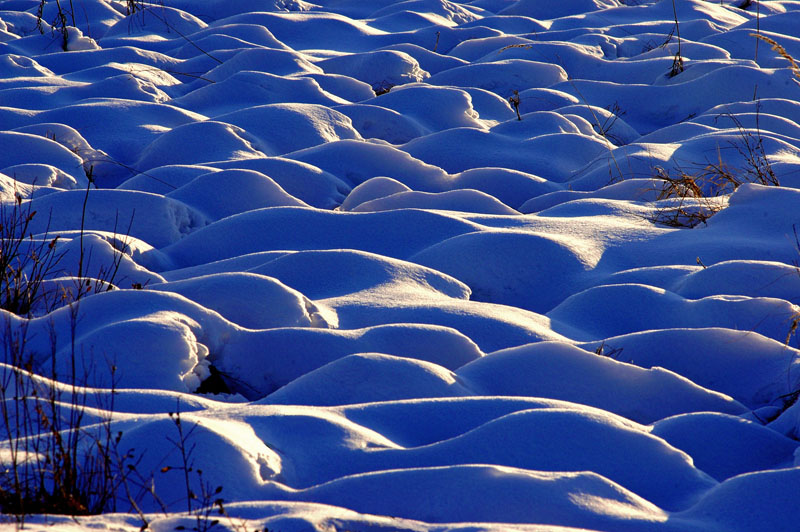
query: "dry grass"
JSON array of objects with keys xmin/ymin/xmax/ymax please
[
  {"xmin": 648, "ymin": 165, "xmax": 727, "ymax": 228},
  {"xmin": 649, "ymin": 109, "xmax": 780, "ymax": 228},
  {"xmin": 752, "ymin": 33, "xmax": 800, "ymax": 82},
  {"xmin": 668, "ymin": 0, "xmax": 684, "ymax": 78},
  {"xmin": 651, "ymin": 30, "xmax": 800, "ymax": 228}
]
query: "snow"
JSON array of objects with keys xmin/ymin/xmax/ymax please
[{"xmin": 2, "ymin": 0, "xmax": 800, "ymax": 531}]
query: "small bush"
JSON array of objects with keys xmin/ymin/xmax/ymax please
[
  {"xmin": 1, "ymin": 180, "xmax": 131, "ymax": 318},
  {"xmin": 0, "ymin": 312, "xmax": 146, "ymax": 526},
  {"xmin": 162, "ymin": 403, "xmax": 226, "ymax": 532},
  {"xmin": 0, "ymin": 193, "xmax": 66, "ymax": 316},
  {"xmin": 0, "ymin": 184, "xmax": 142, "ymax": 526}
]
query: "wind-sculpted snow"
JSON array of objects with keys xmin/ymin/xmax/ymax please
[{"xmin": 2, "ymin": 1, "xmax": 800, "ymax": 530}]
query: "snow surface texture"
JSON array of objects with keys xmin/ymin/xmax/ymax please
[{"xmin": 2, "ymin": 0, "xmax": 800, "ymax": 530}]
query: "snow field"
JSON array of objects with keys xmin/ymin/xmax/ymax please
[{"xmin": 2, "ymin": 0, "xmax": 800, "ymax": 530}]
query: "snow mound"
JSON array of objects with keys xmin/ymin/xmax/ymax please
[{"xmin": 459, "ymin": 341, "xmax": 745, "ymax": 423}]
